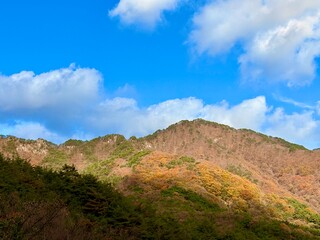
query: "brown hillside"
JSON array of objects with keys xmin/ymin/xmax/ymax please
[
  {"xmin": 0, "ymin": 119, "xmax": 319, "ymax": 214},
  {"xmin": 140, "ymin": 119, "xmax": 320, "ymax": 211}
]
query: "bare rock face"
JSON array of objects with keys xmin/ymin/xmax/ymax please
[{"xmin": 0, "ymin": 136, "xmax": 54, "ymax": 165}]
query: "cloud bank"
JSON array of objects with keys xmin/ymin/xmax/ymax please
[
  {"xmin": 109, "ymin": 0, "xmax": 320, "ymax": 85},
  {"xmin": 0, "ymin": 64, "xmax": 102, "ymax": 111},
  {"xmin": 109, "ymin": 0, "xmax": 181, "ymax": 28},
  {"xmin": 0, "ymin": 64, "xmax": 102, "ymax": 133},
  {"xmin": 1, "ymin": 66, "xmax": 319, "ymax": 149},
  {"xmin": 189, "ymin": 0, "xmax": 320, "ymax": 86}
]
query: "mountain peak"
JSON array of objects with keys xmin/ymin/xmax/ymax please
[{"xmin": 0, "ymin": 119, "xmax": 319, "ymax": 213}]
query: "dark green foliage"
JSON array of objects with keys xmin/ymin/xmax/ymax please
[
  {"xmin": 287, "ymin": 198, "xmax": 320, "ymax": 224},
  {"xmin": 129, "ymin": 136, "xmax": 138, "ymax": 141},
  {"xmin": 1, "ymin": 154, "xmax": 320, "ymax": 239},
  {"xmin": 241, "ymin": 128, "xmax": 307, "ymax": 151},
  {"xmin": 112, "ymin": 140, "xmax": 134, "ymax": 158},
  {"xmin": 4, "ymin": 138, "xmax": 18, "ymax": 156},
  {"xmin": 166, "ymin": 156, "xmax": 196, "ymax": 169},
  {"xmin": 273, "ymin": 138, "xmax": 307, "ymax": 151},
  {"xmin": 0, "ymin": 154, "xmax": 141, "ymax": 239},
  {"xmin": 227, "ymin": 164, "xmax": 258, "ymax": 184},
  {"xmin": 63, "ymin": 139, "xmax": 84, "ymax": 146},
  {"xmin": 84, "ymin": 140, "xmax": 138, "ymax": 181},
  {"xmin": 161, "ymin": 186, "xmax": 221, "ymax": 212},
  {"xmin": 42, "ymin": 148, "xmax": 68, "ymax": 169},
  {"xmin": 241, "ymin": 128, "xmax": 273, "ymax": 142},
  {"xmin": 84, "ymin": 158, "xmax": 115, "ymax": 182},
  {"xmin": 127, "ymin": 150, "xmax": 151, "ymax": 167}
]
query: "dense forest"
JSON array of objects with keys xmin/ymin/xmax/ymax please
[{"xmin": 1, "ymin": 154, "xmax": 320, "ymax": 239}]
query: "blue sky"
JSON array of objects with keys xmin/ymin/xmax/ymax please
[{"xmin": 1, "ymin": 0, "xmax": 320, "ymax": 149}]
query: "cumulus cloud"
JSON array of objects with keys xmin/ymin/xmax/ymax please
[
  {"xmin": 109, "ymin": 0, "xmax": 181, "ymax": 28},
  {"xmin": 201, "ymin": 96, "xmax": 268, "ymax": 130},
  {"xmin": 81, "ymin": 95, "xmax": 320, "ymax": 149},
  {"xmin": 0, "ymin": 122, "xmax": 67, "ymax": 144},
  {"xmin": 88, "ymin": 97, "xmax": 203, "ymax": 137},
  {"xmin": 0, "ymin": 66, "xmax": 319, "ymax": 149},
  {"xmin": 0, "ymin": 64, "xmax": 102, "ymax": 111},
  {"xmin": 0, "ymin": 64, "xmax": 102, "ymax": 133},
  {"xmin": 89, "ymin": 96, "xmax": 268, "ymax": 137},
  {"xmin": 317, "ymin": 101, "xmax": 320, "ymax": 115},
  {"xmin": 190, "ymin": 0, "xmax": 320, "ymax": 86},
  {"xmin": 266, "ymin": 109, "xmax": 320, "ymax": 149},
  {"xmin": 96, "ymin": 96, "xmax": 315, "ymax": 147}
]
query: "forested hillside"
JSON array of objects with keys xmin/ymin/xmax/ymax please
[{"xmin": 1, "ymin": 119, "xmax": 320, "ymax": 239}]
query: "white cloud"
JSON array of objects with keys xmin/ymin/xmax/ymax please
[
  {"xmin": 0, "ymin": 64, "xmax": 103, "ymax": 132},
  {"xmin": 0, "ymin": 122, "xmax": 66, "ymax": 143},
  {"xmin": 109, "ymin": 0, "xmax": 181, "ymax": 28},
  {"xmin": 81, "ymin": 95, "xmax": 320, "ymax": 149},
  {"xmin": 89, "ymin": 96, "xmax": 268, "ymax": 137},
  {"xmin": 266, "ymin": 109, "xmax": 320, "ymax": 149},
  {"xmin": 114, "ymin": 84, "xmax": 137, "ymax": 98},
  {"xmin": 1, "ymin": 94, "xmax": 320, "ymax": 149},
  {"xmin": 201, "ymin": 96, "xmax": 268, "ymax": 130},
  {"xmin": 317, "ymin": 101, "xmax": 320, "ymax": 115},
  {"xmin": 89, "ymin": 97, "xmax": 207, "ymax": 136},
  {"xmin": 274, "ymin": 95, "xmax": 314, "ymax": 110},
  {"xmin": 143, "ymin": 97, "xmax": 204, "ymax": 132},
  {"xmin": 190, "ymin": 0, "xmax": 320, "ymax": 86},
  {"xmin": 0, "ymin": 64, "xmax": 102, "ymax": 111},
  {"xmin": 0, "ymin": 66, "xmax": 319, "ymax": 149}
]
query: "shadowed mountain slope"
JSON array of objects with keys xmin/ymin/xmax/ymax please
[{"xmin": 1, "ymin": 119, "xmax": 320, "ymax": 239}]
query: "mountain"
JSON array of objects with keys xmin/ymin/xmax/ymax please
[
  {"xmin": 141, "ymin": 120, "xmax": 320, "ymax": 211},
  {"xmin": 1, "ymin": 119, "xmax": 320, "ymax": 239}
]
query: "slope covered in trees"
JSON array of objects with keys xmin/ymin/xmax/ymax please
[
  {"xmin": 1, "ymin": 119, "xmax": 320, "ymax": 239},
  {"xmin": 1, "ymin": 154, "xmax": 320, "ymax": 239}
]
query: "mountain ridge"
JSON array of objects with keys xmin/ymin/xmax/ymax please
[
  {"xmin": 0, "ymin": 119, "xmax": 313, "ymax": 150},
  {"xmin": 1, "ymin": 119, "xmax": 320, "ymax": 238},
  {"xmin": 1, "ymin": 119, "xmax": 319, "ymax": 212}
]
